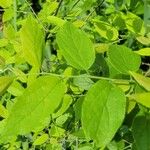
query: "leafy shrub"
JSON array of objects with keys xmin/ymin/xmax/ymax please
[{"xmin": 0, "ymin": 0, "xmax": 150, "ymax": 149}]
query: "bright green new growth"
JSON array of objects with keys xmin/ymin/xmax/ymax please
[
  {"xmin": 56, "ymin": 22, "xmax": 95, "ymax": 70},
  {"xmin": 82, "ymin": 80, "xmax": 126, "ymax": 148}
]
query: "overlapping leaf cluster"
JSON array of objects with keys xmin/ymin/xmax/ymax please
[{"xmin": 0, "ymin": 0, "xmax": 150, "ymax": 149}]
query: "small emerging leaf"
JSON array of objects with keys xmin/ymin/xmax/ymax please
[{"xmin": 33, "ymin": 134, "xmax": 49, "ymax": 146}]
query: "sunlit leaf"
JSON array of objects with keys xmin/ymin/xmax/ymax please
[
  {"xmin": 0, "ymin": 76, "xmax": 65, "ymax": 142},
  {"xmin": 56, "ymin": 22, "xmax": 95, "ymax": 70},
  {"xmin": 82, "ymin": 80, "xmax": 126, "ymax": 148},
  {"xmin": 129, "ymin": 71, "xmax": 150, "ymax": 91}
]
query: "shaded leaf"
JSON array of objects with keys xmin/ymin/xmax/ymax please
[{"xmin": 132, "ymin": 114, "xmax": 150, "ymax": 150}]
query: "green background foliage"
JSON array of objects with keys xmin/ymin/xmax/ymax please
[{"xmin": 0, "ymin": 0, "xmax": 150, "ymax": 149}]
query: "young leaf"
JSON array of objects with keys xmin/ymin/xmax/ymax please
[
  {"xmin": 130, "ymin": 93, "xmax": 150, "ymax": 108},
  {"xmin": 132, "ymin": 114, "xmax": 150, "ymax": 150},
  {"xmin": 94, "ymin": 21, "xmax": 118, "ymax": 41},
  {"xmin": 0, "ymin": 76, "xmax": 14, "ymax": 96},
  {"xmin": 108, "ymin": 45, "xmax": 141, "ymax": 74},
  {"xmin": 20, "ymin": 15, "xmax": 45, "ymax": 68},
  {"xmin": 56, "ymin": 22, "xmax": 95, "ymax": 70},
  {"xmin": 82, "ymin": 80, "xmax": 126, "ymax": 148},
  {"xmin": 135, "ymin": 48, "xmax": 150, "ymax": 56},
  {"xmin": 0, "ymin": 76, "xmax": 65, "ymax": 142},
  {"xmin": 129, "ymin": 71, "xmax": 150, "ymax": 91},
  {"xmin": 33, "ymin": 134, "xmax": 49, "ymax": 146}
]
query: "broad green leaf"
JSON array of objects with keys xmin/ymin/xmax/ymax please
[
  {"xmin": 94, "ymin": 21, "xmax": 118, "ymax": 41},
  {"xmin": 130, "ymin": 93, "xmax": 150, "ymax": 108},
  {"xmin": 33, "ymin": 134, "xmax": 49, "ymax": 145},
  {"xmin": 135, "ymin": 48, "xmax": 150, "ymax": 56},
  {"xmin": 0, "ymin": 76, "xmax": 14, "ymax": 96},
  {"xmin": 129, "ymin": 71, "xmax": 150, "ymax": 91},
  {"xmin": 132, "ymin": 114, "xmax": 150, "ymax": 150},
  {"xmin": 0, "ymin": 76, "xmax": 65, "ymax": 142},
  {"xmin": 56, "ymin": 22, "xmax": 95, "ymax": 70},
  {"xmin": 108, "ymin": 45, "xmax": 141, "ymax": 74},
  {"xmin": 82, "ymin": 80, "xmax": 126, "ymax": 148},
  {"xmin": 0, "ymin": 0, "xmax": 12, "ymax": 8},
  {"xmin": 20, "ymin": 16, "xmax": 45, "ymax": 68}
]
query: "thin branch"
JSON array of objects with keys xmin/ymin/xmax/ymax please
[
  {"xmin": 82, "ymin": 0, "xmax": 105, "ymax": 26},
  {"xmin": 24, "ymin": 0, "xmax": 49, "ymax": 32},
  {"xmin": 70, "ymin": 0, "xmax": 81, "ymax": 11},
  {"xmin": 54, "ymin": 0, "xmax": 64, "ymax": 16},
  {"xmin": 13, "ymin": 71, "xmax": 134, "ymax": 85}
]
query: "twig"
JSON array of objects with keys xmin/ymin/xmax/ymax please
[
  {"xmin": 54, "ymin": 0, "xmax": 63, "ymax": 16},
  {"xmin": 24, "ymin": 0, "xmax": 49, "ymax": 32},
  {"xmin": 70, "ymin": 0, "xmax": 81, "ymax": 11},
  {"xmin": 84, "ymin": 0, "xmax": 105, "ymax": 22}
]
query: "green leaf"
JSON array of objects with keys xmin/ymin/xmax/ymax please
[
  {"xmin": 0, "ymin": 76, "xmax": 14, "ymax": 96},
  {"xmin": 73, "ymin": 74, "xmax": 94, "ymax": 90},
  {"xmin": 0, "ymin": 0, "xmax": 12, "ymax": 8},
  {"xmin": 53, "ymin": 94, "xmax": 72, "ymax": 118},
  {"xmin": 56, "ymin": 22, "xmax": 95, "ymax": 70},
  {"xmin": 0, "ymin": 76, "xmax": 65, "ymax": 142},
  {"xmin": 129, "ymin": 71, "xmax": 150, "ymax": 91},
  {"xmin": 135, "ymin": 48, "xmax": 150, "ymax": 56},
  {"xmin": 33, "ymin": 134, "xmax": 49, "ymax": 146},
  {"xmin": 130, "ymin": 93, "xmax": 150, "ymax": 108},
  {"xmin": 47, "ymin": 16, "xmax": 65, "ymax": 27},
  {"xmin": 0, "ymin": 103, "xmax": 8, "ymax": 118},
  {"xmin": 82, "ymin": 80, "xmax": 126, "ymax": 148},
  {"xmin": 136, "ymin": 36, "xmax": 150, "ymax": 46},
  {"xmin": 20, "ymin": 16, "xmax": 45, "ymax": 68},
  {"xmin": 94, "ymin": 21, "xmax": 118, "ymax": 41},
  {"xmin": 108, "ymin": 45, "xmax": 141, "ymax": 74},
  {"xmin": 132, "ymin": 114, "xmax": 150, "ymax": 150}
]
